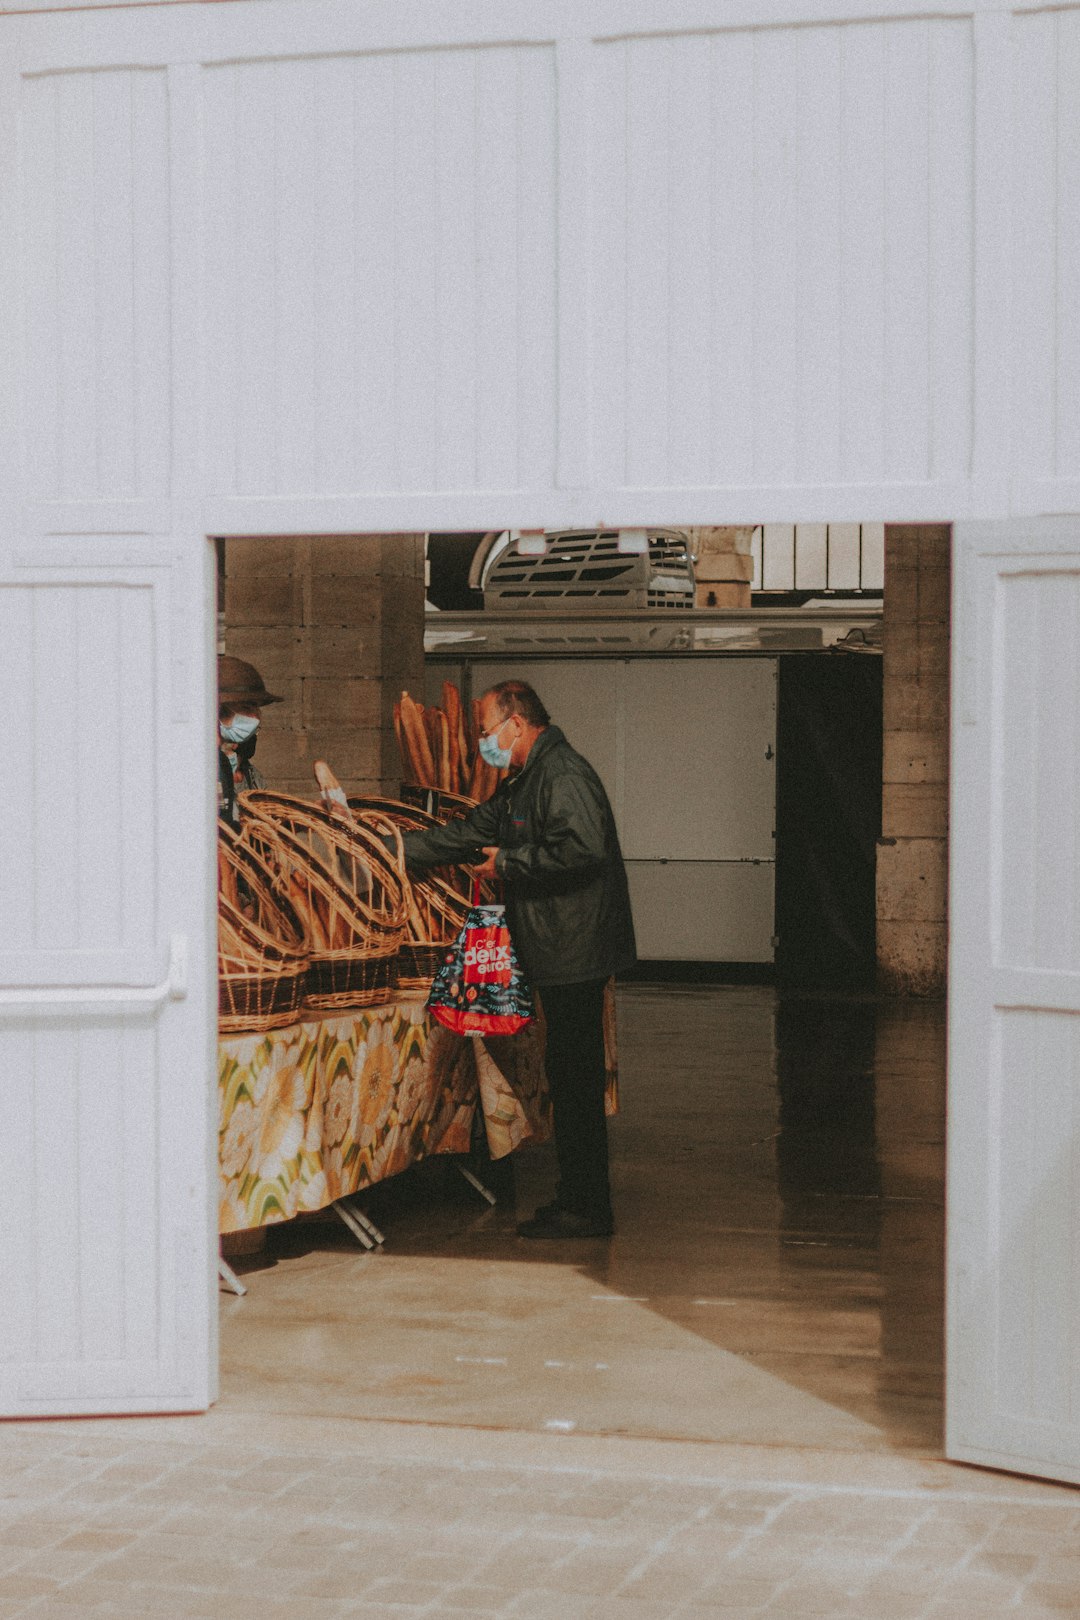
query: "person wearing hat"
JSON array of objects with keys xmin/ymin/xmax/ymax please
[{"xmin": 217, "ymin": 655, "xmax": 283, "ymax": 826}]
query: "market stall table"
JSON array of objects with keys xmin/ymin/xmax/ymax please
[{"xmin": 217, "ymin": 997, "xmax": 555, "ymax": 1236}]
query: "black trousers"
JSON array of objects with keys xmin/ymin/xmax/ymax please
[{"xmin": 540, "ymin": 978, "xmax": 611, "ymax": 1220}]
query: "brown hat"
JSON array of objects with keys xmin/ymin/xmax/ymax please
[{"xmin": 217, "ymin": 655, "xmax": 283, "ymax": 707}]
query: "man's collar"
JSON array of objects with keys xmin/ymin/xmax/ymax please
[{"xmin": 510, "ymin": 725, "xmax": 562, "ymax": 779}]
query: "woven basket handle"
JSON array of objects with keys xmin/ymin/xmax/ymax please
[{"xmin": 471, "ymin": 872, "xmax": 505, "ymax": 906}]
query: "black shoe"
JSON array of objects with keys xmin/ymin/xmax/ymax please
[{"xmin": 516, "ymin": 1206, "xmax": 614, "ymax": 1240}]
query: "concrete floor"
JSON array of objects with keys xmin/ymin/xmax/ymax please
[
  {"xmin": 4, "ymin": 983, "xmax": 1080, "ymax": 1619},
  {"xmin": 223, "ymin": 986, "xmax": 944, "ymax": 1454}
]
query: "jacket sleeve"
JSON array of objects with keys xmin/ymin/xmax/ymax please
[
  {"xmin": 399, "ymin": 796, "xmax": 502, "ymax": 872},
  {"xmin": 495, "ymin": 773, "xmax": 608, "ymax": 887}
]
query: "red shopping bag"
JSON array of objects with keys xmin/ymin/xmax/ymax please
[{"xmin": 426, "ymin": 902, "xmax": 533, "ymax": 1036}]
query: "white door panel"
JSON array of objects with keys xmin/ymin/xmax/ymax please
[
  {"xmin": 627, "ymin": 862, "xmax": 774, "ymax": 963},
  {"xmin": 948, "ymin": 517, "xmax": 1080, "ymax": 1485},
  {"xmin": 620, "ymin": 660, "xmax": 776, "ymax": 862},
  {"xmin": 9, "ymin": 0, "xmax": 1064, "ymax": 529},
  {"xmin": 0, "ymin": 537, "xmax": 216, "ymax": 1418}
]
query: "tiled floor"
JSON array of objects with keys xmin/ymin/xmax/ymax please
[
  {"xmin": 5, "ymin": 985, "xmax": 1080, "ymax": 1618},
  {"xmin": 3, "ymin": 1413, "xmax": 1080, "ymax": 1618}
]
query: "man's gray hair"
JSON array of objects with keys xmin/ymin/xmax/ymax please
[{"xmin": 487, "ymin": 680, "xmax": 551, "ymax": 729}]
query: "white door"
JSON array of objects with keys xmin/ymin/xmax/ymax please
[
  {"xmin": 0, "ymin": 535, "xmax": 217, "ymax": 1416},
  {"xmin": 619, "ymin": 660, "xmax": 776, "ymax": 962},
  {"xmin": 948, "ymin": 516, "xmax": 1080, "ymax": 1484}
]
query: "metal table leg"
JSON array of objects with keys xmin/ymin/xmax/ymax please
[
  {"xmin": 457, "ymin": 1164, "xmax": 497, "ymax": 1206},
  {"xmin": 333, "ymin": 1199, "xmax": 376, "ymax": 1249},
  {"xmin": 218, "ymin": 1257, "xmax": 247, "ymax": 1297}
]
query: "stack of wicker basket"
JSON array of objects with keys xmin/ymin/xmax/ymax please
[
  {"xmin": 241, "ymin": 792, "xmax": 408, "ymax": 1011},
  {"xmin": 218, "ymin": 822, "xmax": 310, "ymax": 1033},
  {"xmin": 348, "ymin": 797, "xmax": 473, "ymax": 994},
  {"xmin": 217, "ymin": 782, "xmax": 484, "ymax": 1031}
]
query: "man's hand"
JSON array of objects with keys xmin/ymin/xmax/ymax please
[{"xmin": 472, "ymin": 846, "xmax": 500, "ymax": 882}]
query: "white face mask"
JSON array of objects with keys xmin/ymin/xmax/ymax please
[
  {"xmin": 478, "ymin": 719, "xmax": 514, "ymax": 770},
  {"xmin": 220, "ymin": 713, "xmax": 260, "ymax": 746}
]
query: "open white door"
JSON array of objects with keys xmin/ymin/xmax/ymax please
[
  {"xmin": 948, "ymin": 516, "xmax": 1080, "ymax": 1484},
  {"xmin": 0, "ymin": 534, "xmax": 217, "ymax": 1417}
]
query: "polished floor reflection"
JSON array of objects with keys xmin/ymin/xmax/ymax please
[{"xmin": 221, "ymin": 984, "xmax": 945, "ymax": 1455}]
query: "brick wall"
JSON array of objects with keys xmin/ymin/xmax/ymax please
[
  {"xmin": 222, "ymin": 534, "xmax": 426, "ymax": 798},
  {"xmin": 876, "ymin": 524, "xmax": 950, "ymax": 996}
]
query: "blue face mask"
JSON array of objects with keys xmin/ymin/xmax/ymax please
[
  {"xmin": 220, "ymin": 713, "xmax": 260, "ymax": 746},
  {"xmin": 478, "ymin": 720, "xmax": 513, "ymax": 771}
]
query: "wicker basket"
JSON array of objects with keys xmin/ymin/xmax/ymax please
[
  {"xmin": 346, "ymin": 797, "xmax": 472, "ymax": 901},
  {"xmin": 395, "ymin": 874, "xmax": 473, "ymax": 994},
  {"xmin": 398, "ymin": 785, "xmax": 478, "ymax": 822},
  {"xmin": 241, "ymin": 792, "xmax": 408, "ymax": 1011},
  {"xmin": 218, "ymin": 823, "xmax": 309, "ymax": 1033},
  {"xmin": 347, "ymin": 796, "xmax": 475, "ymax": 996}
]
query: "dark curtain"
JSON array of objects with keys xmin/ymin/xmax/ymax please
[{"xmin": 775, "ymin": 655, "xmax": 882, "ymax": 990}]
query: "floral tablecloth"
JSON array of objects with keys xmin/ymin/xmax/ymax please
[
  {"xmin": 217, "ymin": 1001, "xmax": 554, "ymax": 1233},
  {"xmin": 218, "ymin": 987, "xmax": 619, "ymax": 1234}
]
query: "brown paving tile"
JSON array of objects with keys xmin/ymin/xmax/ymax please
[
  {"xmin": 0, "ymin": 1524, "xmax": 59, "ymax": 1550},
  {"xmin": 360, "ymin": 1576, "xmax": 449, "ymax": 1605},
  {"xmin": 685, "ymin": 1577, "xmax": 778, "ymax": 1610},
  {"xmin": 345, "ymin": 1610, "xmax": 429, "ymax": 1619},
  {"xmin": 925, "ymin": 1607, "xmax": 1024, "ymax": 1620},
  {"xmin": 283, "ymin": 1569, "xmax": 375, "ymax": 1601},
  {"xmin": 853, "ymin": 1595, "xmax": 938, "ymax": 1620},
  {"xmin": 505, "ymin": 1595, "xmax": 589, "ymax": 1619},
  {"xmin": 845, "ymin": 1569, "xmax": 935, "ymax": 1606},
  {"xmin": 27, "ymin": 1581, "xmax": 135, "ymax": 1610},
  {"xmin": 1035, "ymin": 1556, "xmax": 1080, "ymax": 1585},
  {"xmin": 937, "ymin": 1569, "xmax": 1027, "ymax": 1605},
  {"xmin": 723, "ymin": 1545, "xmax": 810, "ymax": 1581},
  {"xmin": 535, "ymin": 1548, "xmax": 643, "ymax": 1595},
  {"xmin": 436, "ymin": 1611, "xmax": 514, "ymax": 1620},
  {"xmin": 582, "ymin": 1599, "xmax": 682, "ymax": 1619},
  {"xmin": 984, "ymin": 1525, "xmax": 1073, "ymax": 1557},
  {"xmin": 439, "ymin": 1586, "xmax": 521, "ymax": 1614},
  {"xmin": 0, "ymin": 1573, "xmax": 59, "ymax": 1600},
  {"xmin": 1026, "ymin": 1580, "xmax": 1080, "ymax": 1609},
  {"xmin": 55, "ymin": 1529, "xmax": 136, "ymax": 1554},
  {"xmin": 885, "ymin": 1542, "xmax": 969, "ymax": 1573}
]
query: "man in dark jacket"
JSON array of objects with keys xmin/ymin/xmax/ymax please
[{"xmin": 399, "ymin": 680, "xmax": 636, "ymax": 1238}]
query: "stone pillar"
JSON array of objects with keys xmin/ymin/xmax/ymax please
[
  {"xmin": 689, "ymin": 526, "xmax": 755, "ymax": 608},
  {"xmin": 222, "ymin": 534, "xmax": 426, "ymax": 798},
  {"xmin": 876, "ymin": 524, "xmax": 950, "ymax": 997}
]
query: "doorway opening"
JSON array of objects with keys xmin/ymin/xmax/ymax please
[{"xmin": 214, "ymin": 525, "xmax": 947, "ymax": 1458}]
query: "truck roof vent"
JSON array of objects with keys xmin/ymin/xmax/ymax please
[{"xmin": 484, "ymin": 529, "xmax": 694, "ymax": 612}]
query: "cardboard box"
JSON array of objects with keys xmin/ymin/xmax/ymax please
[
  {"xmin": 693, "ymin": 552, "xmax": 755, "ymax": 583},
  {"xmin": 694, "ymin": 582, "xmax": 751, "ymax": 609}
]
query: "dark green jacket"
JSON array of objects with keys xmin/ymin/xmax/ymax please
[{"xmin": 400, "ymin": 726, "xmax": 636, "ymax": 987}]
